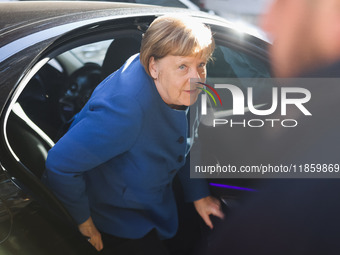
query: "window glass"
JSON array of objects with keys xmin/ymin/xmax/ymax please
[
  {"xmin": 68, "ymin": 40, "xmax": 113, "ymax": 66},
  {"xmin": 206, "ymin": 44, "xmax": 272, "ymax": 113}
]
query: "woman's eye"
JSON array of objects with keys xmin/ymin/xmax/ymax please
[
  {"xmin": 179, "ymin": 65, "xmax": 186, "ymax": 70},
  {"xmin": 199, "ymin": 62, "xmax": 206, "ymax": 68}
]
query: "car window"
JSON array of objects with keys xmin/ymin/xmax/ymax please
[
  {"xmin": 67, "ymin": 40, "xmax": 113, "ymax": 66},
  {"xmin": 206, "ymin": 44, "xmax": 271, "ymax": 114}
]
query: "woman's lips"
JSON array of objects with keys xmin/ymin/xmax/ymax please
[{"xmin": 183, "ymin": 89, "xmax": 198, "ymax": 94}]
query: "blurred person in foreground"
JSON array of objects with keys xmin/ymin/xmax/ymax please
[
  {"xmin": 44, "ymin": 15, "xmax": 224, "ymax": 255},
  {"xmin": 263, "ymin": 0, "xmax": 340, "ymax": 78},
  {"xmin": 200, "ymin": 0, "xmax": 340, "ymax": 254}
]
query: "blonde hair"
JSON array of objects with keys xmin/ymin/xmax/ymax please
[{"xmin": 140, "ymin": 15, "xmax": 215, "ymax": 76}]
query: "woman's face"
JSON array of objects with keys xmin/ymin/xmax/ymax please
[{"xmin": 149, "ymin": 54, "xmax": 207, "ymax": 107}]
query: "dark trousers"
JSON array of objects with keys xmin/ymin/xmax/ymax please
[{"xmin": 100, "ymin": 229, "xmax": 170, "ymax": 255}]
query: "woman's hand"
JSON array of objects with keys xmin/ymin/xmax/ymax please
[
  {"xmin": 194, "ymin": 196, "xmax": 225, "ymax": 229},
  {"xmin": 78, "ymin": 217, "xmax": 103, "ymax": 251}
]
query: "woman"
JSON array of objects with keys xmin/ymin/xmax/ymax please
[{"xmin": 44, "ymin": 15, "xmax": 224, "ymax": 254}]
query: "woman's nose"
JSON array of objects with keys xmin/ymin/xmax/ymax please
[{"xmin": 189, "ymin": 67, "xmax": 201, "ymax": 79}]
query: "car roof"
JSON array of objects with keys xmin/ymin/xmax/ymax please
[{"xmin": 0, "ymin": 2, "xmax": 156, "ymax": 33}]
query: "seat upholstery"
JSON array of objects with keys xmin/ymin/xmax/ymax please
[{"xmin": 101, "ymin": 37, "xmax": 141, "ymax": 78}]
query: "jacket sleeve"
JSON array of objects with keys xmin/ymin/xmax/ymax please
[
  {"xmin": 177, "ymin": 152, "xmax": 210, "ymax": 203},
  {"xmin": 45, "ymin": 94, "xmax": 143, "ymax": 224}
]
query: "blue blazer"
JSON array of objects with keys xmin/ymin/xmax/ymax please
[{"xmin": 45, "ymin": 54, "xmax": 209, "ymax": 239}]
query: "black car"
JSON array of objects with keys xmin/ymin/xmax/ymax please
[{"xmin": 0, "ymin": 2, "xmax": 270, "ymax": 254}]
